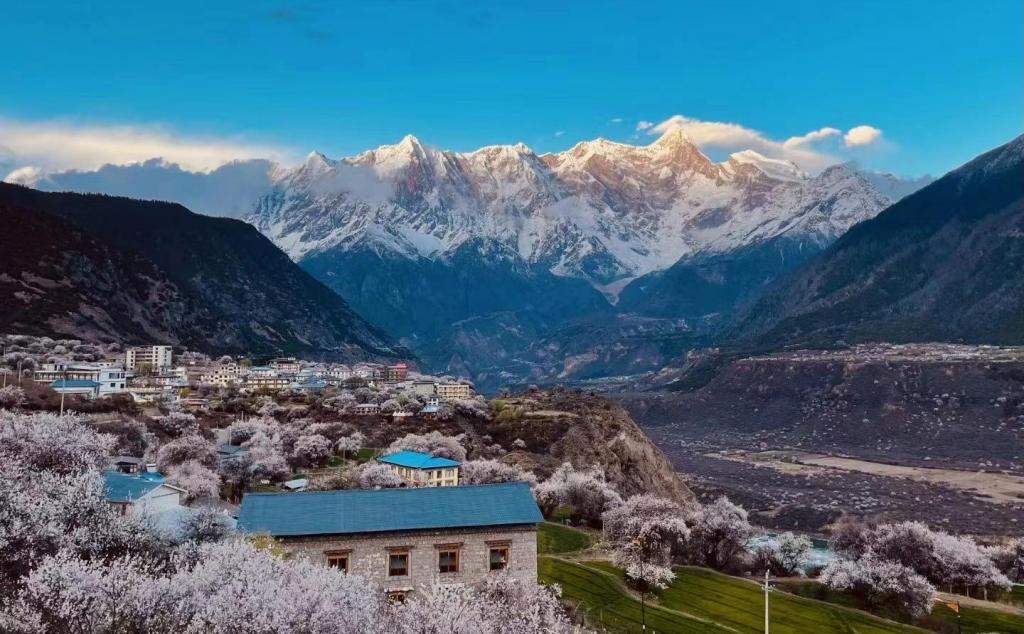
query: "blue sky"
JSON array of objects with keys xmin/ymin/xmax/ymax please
[{"xmin": 0, "ymin": 0, "xmax": 1020, "ymax": 177}]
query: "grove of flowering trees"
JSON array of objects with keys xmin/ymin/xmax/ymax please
[
  {"xmin": 0, "ymin": 410, "xmax": 579, "ymax": 633},
  {"xmin": 602, "ymin": 495, "xmax": 691, "ymax": 589},
  {"xmin": 358, "ymin": 462, "xmax": 404, "ymax": 489},
  {"xmin": 821, "ymin": 555, "xmax": 937, "ymax": 617},
  {"xmin": 535, "ymin": 462, "xmax": 622, "ymax": 525},
  {"xmin": 753, "ymin": 532, "xmax": 812, "ymax": 577},
  {"xmin": 827, "ymin": 520, "xmax": 1011, "ymax": 595},
  {"xmin": 459, "ymin": 459, "xmax": 537, "ymax": 487},
  {"xmin": 387, "ymin": 431, "xmax": 467, "ymax": 462}
]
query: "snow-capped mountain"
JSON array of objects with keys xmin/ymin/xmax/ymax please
[
  {"xmin": 10, "ymin": 130, "xmax": 931, "ymax": 385},
  {"xmin": 248, "ymin": 128, "xmax": 899, "ymax": 299}
]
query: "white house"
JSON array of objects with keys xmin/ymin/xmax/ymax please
[
  {"xmin": 103, "ymin": 470, "xmax": 186, "ymax": 515},
  {"xmin": 38, "ymin": 363, "xmax": 127, "ymax": 397}
]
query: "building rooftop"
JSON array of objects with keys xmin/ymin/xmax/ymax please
[
  {"xmin": 103, "ymin": 470, "xmax": 168, "ymax": 502},
  {"xmin": 377, "ymin": 450, "xmax": 460, "ymax": 469},
  {"xmin": 50, "ymin": 379, "xmax": 100, "ymax": 389},
  {"xmin": 237, "ymin": 482, "xmax": 541, "ymax": 537}
]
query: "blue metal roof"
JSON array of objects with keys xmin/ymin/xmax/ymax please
[
  {"xmin": 51, "ymin": 379, "xmax": 99, "ymax": 388},
  {"xmin": 103, "ymin": 470, "xmax": 167, "ymax": 502},
  {"xmin": 237, "ymin": 482, "xmax": 542, "ymax": 537},
  {"xmin": 377, "ymin": 450, "xmax": 460, "ymax": 469}
]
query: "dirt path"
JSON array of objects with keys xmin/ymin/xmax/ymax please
[
  {"xmin": 936, "ymin": 591, "xmax": 1024, "ymax": 616},
  {"xmin": 715, "ymin": 450, "xmax": 1024, "ymax": 506}
]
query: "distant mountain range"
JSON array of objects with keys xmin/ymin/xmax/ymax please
[
  {"xmin": 10, "ymin": 131, "xmax": 935, "ymax": 384},
  {"xmin": 736, "ymin": 133, "xmax": 1024, "ymax": 348},
  {"xmin": 0, "ymin": 184, "xmax": 403, "ymax": 362}
]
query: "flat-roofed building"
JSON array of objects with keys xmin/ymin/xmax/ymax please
[
  {"xmin": 126, "ymin": 345, "xmax": 173, "ymax": 373},
  {"xmin": 435, "ymin": 382, "xmax": 473, "ymax": 400},
  {"xmin": 37, "ymin": 363, "xmax": 127, "ymax": 396}
]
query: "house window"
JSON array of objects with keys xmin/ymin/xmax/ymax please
[
  {"xmin": 325, "ymin": 552, "xmax": 349, "ymax": 573},
  {"xmin": 388, "ymin": 551, "xmax": 409, "ymax": 577},
  {"xmin": 489, "ymin": 546, "xmax": 510, "ymax": 571},
  {"xmin": 438, "ymin": 549, "xmax": 459, "ymax": 573}
]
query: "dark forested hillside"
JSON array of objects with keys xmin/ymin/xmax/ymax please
[
  {"xmin": 736, "ymin": 134, "xmax": 1024, "ymax": 347},
  {"xmin": 0, "ymin": 184, "xmax": 403, "ymax": 361}
]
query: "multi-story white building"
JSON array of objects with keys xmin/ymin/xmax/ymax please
[
  {"xmin": 126, "ymin": 345, "xmax": 174, "ymax": 373},
  {"xmin": 245, "ymin": 374, "xmax": 291, "ymax": 392},
  {"xmin": 199, "ymin": 364, "xmax": 243, "ymax": 388},
  {"xmin": 35, "ymin": 363, "xmax": 127, "ymax": 396},
  {"xmin": 435, "ymin": 382, "xmax": 474, "ymax": 400},
  {"xmin": 268, "ymin": 357, "xmax": 302, "ymax": 374}
]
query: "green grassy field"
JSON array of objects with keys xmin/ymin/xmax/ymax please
[
  {"xmin": 541, "ymin": 557, "xmax": 925, "ymax": 634},
  {"xmin": 538, "ymin": 522, "xmax": 595, "ymax": 555},
  {"xmin": 537, "ymin": 522, "xmax": 1024, "ymax": 633},
  {"xmin": 781, "ymin": 580, "xmax": 1024, "ymax": 634}
]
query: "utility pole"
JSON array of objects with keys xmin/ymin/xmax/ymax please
[
  {"xmin": 59, "ymin": 368, "xmax": 66, "ymax": 417},
  {"xmin": 764, "ymin": 570, "xmax": 771, "ymax": 634}
]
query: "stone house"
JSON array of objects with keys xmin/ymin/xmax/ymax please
[{"xmin": 237, "ymin": 482, "xmax": 542, "ymax": 600}]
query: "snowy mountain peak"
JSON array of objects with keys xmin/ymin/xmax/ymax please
[
  {"xmin": 246, "ymin": 132, "xmax": 900, "ymax": 289},
  {"xmin": 302, "ymin": 151, "xmax": 335, "ymax": 172},
  {"xmin": 726, "ymin": 150, "xmax": 806, "ymax": 181},
  {"xmin": 651, "ymin": 125, "xmax": 696, "ymax": 149}
]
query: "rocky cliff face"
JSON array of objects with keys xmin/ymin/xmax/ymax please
[{"xmin": 475, "ymin": 390, "xmax": 695, "ymax": 503}]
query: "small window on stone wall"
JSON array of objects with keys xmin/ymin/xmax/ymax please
[
  {"xmin": 438, "ymin": 549, "xmax": 459, "ymax": 573},
  {"xmin": 326, "ymin": 553, "xmax": 349, "ymax": 573},
  {"xmin": 489, "ymin": 546, "xmax": 509, "ymax": 571},
  {"xmin": 389, "ymin": 551, "xmax": 409, "ymax": 577}
]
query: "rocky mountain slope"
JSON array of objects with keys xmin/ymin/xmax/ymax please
[
  {"xmin": 250, "ymin": 131, "xmax": 904, "ymax": 381},
  {"xmin": 617, "ymin": 343, "xmax": 1024, "ymax": 533},
  {"xmin": 13, "ymin": 130, "xmax": 929, "ymax": 382},
  {"xmin": 0, "ymin": 184, "xmax": 403, "ymax": 361},
  {"xmin": 250, "ymin": 130, "xmax": 895, "ymax": 293},
  {"xmin": 337, "ymin": 389, "xmax": 695, "ymax": 504},
  {"xmin": 737, "ymin": 133, "xmax": 1024, "ymax": 348}
]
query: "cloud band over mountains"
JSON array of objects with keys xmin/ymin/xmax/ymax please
[
  {"xmin": 642, "ymin": 115, "xmax": 884, "ymax": 172},
  {"xmin": 2, "ymin": 112, "xmax": 887, "ymax": 184}
]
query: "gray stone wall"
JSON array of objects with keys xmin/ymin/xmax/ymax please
[{"xmin": 278, "ymin": 524, "xmax": 537, "ymax": 595}]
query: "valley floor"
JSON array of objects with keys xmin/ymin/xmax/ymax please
[{"xmin": 636, "ymin": 430, "xmax": 1024, "ymax": 536}]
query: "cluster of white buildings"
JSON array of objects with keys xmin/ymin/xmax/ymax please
[{"xmin": 34, "ymin": 346, "xmax": 475, "ymax": 408}]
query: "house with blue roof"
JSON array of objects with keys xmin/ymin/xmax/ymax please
[
  {"xmin": 377, "ymin": 450, "xmax": 460, "ymax": 487},
  {"xmin": 103, "ymin": 470, "xmax": 187, "ymax": 515},
  {"xmin": 237, "ymin": 482, "xmax": 542, "ymax": 599}
]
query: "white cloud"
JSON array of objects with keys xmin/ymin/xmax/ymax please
[
  {"xmin": 610, "ymin": 117, "xmax": 624, "ymax": 124},
  {"xmin": 844, "ymin": 125, "xmax": 883, "ymax": 147},
  {"xmin": 0, "ymin": 117, "xmax": 293, "ymax": 177},
  {"xmin": 782, "ymin": 127, "xmax": 841, "ymax": 149},
  {"xmin": 554, "ymin": 130, "xmax": 565, "ymax": 137},
  {"xmin": 643, "ymin": 114, "xmax": 884, "ymax": 172},
  {"xmin": 636, "ymin": 120, "xmax": 654, "ymax": 131}
]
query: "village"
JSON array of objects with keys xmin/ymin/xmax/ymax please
[{"xmin": 22, "ymin": 342, "xmax": 474, "ymax": 413}]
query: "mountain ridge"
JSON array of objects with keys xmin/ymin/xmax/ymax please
[{"xmin": 0, "ymin": 183, "xmax": 405, "ymax": 362}]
